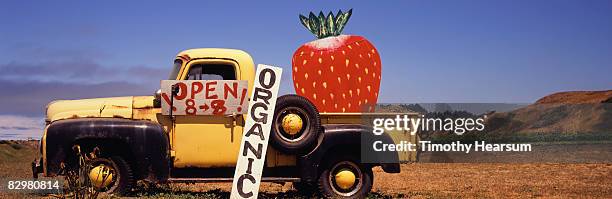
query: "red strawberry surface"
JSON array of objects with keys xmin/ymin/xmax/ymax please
[{"xmin": 292, "ymin": 10, "xmax": 381, "ymax": 112}]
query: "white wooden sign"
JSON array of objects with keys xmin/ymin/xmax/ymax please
[
  {"xmin": 230, "ymin": 64, "xmax": 282, "ymax": 199},
  {"xmin": 160, "ymin": 80, "xmax": 248, "ymax": 116}
]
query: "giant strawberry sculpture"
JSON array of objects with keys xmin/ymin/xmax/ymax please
[{"xmin": 292, "ymin": 9, "xmax": 381, "ymax": 113}]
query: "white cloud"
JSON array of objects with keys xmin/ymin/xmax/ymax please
[{"xmin": 0, "ymin": 115, "xmax": 44, "ymax": 140}]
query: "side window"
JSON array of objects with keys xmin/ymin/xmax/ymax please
[{"xmin": 186, "ymin": 64, "xmax": 237, "ymax": 80}]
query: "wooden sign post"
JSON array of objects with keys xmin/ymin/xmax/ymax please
[{"xmin": 230, "ymin": 64, "xmax": 282, "ymax": 199}]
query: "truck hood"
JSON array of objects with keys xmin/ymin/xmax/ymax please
[{"xmin": 46, "ymin": 96, "xmax": 135, "ymax": 122}]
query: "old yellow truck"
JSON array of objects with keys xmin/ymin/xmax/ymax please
[{"xmin": 32, "ymin": 48, "xmax": 417, "ymax": 198}]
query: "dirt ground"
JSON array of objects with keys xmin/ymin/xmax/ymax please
[
  {"xmin": 371, "ymin": 163, "xmax": 611, "ymax": 198},
  {"xmin": 153, "ymin": 163, "xmax": 611, "ymax": 198},
  {"xmin": 1, "ymin": 141, "xmax": 611, "ymax": 198}
]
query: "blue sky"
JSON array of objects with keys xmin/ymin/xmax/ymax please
[{"xmin": 0, "ymin": 0, "xmax": 611, "ymax": 120}]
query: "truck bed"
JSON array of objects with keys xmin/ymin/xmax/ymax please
[{"xmin": 320, "ymin": 112, "xmax": 419, "ymax": 124}]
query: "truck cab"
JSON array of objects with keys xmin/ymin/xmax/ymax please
[{"xmin": 34, "ymin": 48, "xmax": 414, "ymax": 198}]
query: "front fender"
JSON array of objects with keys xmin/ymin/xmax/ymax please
[{"xmin": 43, "ymin": 118, "xmax": 169, "ymax": 181}]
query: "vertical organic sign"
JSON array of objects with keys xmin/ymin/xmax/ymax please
[{"xmin": 231, "ymin": 64, "xmax": 282, "ymax": 199}]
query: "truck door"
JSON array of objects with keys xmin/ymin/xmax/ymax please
[{"xmin": 172, "ymin": 59, "xmax": 245, "ymax": 168}]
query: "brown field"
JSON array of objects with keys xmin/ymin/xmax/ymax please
[
  {"xmin": 372, "ymin": 163, "xmax": 611, "ymax": 198},
  {"xmin": 1, "ymin": 141, "xmax": 610, "ymax": 198}
]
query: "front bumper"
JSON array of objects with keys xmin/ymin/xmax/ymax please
[{"xmin": 32, "ymin": 158, "xmax": 43, "ymax": 178}]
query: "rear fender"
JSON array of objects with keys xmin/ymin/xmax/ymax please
[{"xmin": 298, "ymin": 124, "xmax": 400, "ymax": 183}]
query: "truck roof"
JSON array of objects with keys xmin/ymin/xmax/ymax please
[{"xmin": 176, "ymin": 48, "xmax": 254, "ymax": 63}]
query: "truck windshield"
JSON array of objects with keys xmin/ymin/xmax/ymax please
[{"xmin": 168, "ymin": 59, "xmax": 182, "ymax": 79}]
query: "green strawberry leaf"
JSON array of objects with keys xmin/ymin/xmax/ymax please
[
  {"xmin": 318, "ymin": 11, "xmax": 327, "ymax": 38},
  {"xmin": 299, "ymin": 9, "xmax": 353, "ymax": 39},
  {"xmin": 299, "ymin": 14, "xmax": 312, "ymax": 33},
  {"xmin": 308, "ymin": 12, "xmax": 320, "ymax": 37},
  {"xmin": 335, "ymin": 9, "xmax": 352, "ymax": 35},
  {"xmin": 326, "ymin": 12, "xmax": 336, "ymax": 36}
]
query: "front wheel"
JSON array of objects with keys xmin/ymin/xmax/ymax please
[
  {"xmin": 293, "ymin": 182, "xmax": 317, "ymax": 195},
  {"xmin": 318, "ymin": 157, "xmax": 373, "ymax": 198},
  {"xmin": 87, "ymin": 156, "xmax": 135, "ymax": 195}
]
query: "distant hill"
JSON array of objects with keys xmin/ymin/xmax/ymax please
[
  {"xmin": 419, "ymin": 103, "xmax": 527, "ymax": 115},
  {"xmin": 376, "ymin": 104, "xmax": 428, "ymax": 113},
  {"xmin": 535, "ymin": 90, "xmax": 612, "ymax": 104},
  {"xmin": 376, "ymin": 103, "xmax": 526, "ymax": 115},
  {"xmin": 486, "ymin": 90, "xmax": 612, "ymax": 135}
]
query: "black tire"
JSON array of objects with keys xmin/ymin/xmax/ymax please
[
  {"xmin": 271, "ymin": 94, "xmax": 321, "ymax": 154},
  {"xmin": 318, "ymin": 156, "xmax": 373, "ymax": 198},
  {"xmin": 88, "ymin": 156, "xmax": 135, "ymax": 196},
  {"xmin": 293, "ymin": 182, "xmax": 316, "ymax": 195}
]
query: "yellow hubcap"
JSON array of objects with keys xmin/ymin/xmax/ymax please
[
  {"xmin": 89, "ymin": 164, "xmax": 114, "ymax": 189},
  {"xmin": 334, "ymin": 169, "xmax": 356, "ymax": 190},
  {"xmin": 281, "ymin": 113, "xmax": 303, "ymax": 135}
]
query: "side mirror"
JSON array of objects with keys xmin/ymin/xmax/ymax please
[
  {"xmin": 153, "ymin": 89, "xmax": 162, "ymax": 108},
  {"xmin": 171, "ymin": 84, "xmax": 180, "ymax": 95}
]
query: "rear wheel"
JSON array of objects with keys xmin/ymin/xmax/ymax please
[{"xmin": 318, "ymin": 156, "xmax": 373, "ymax": 198}]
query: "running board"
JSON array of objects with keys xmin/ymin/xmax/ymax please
[{"xmin": 167, "ymin": 177, "xmax": 300, "ymax": 183}]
